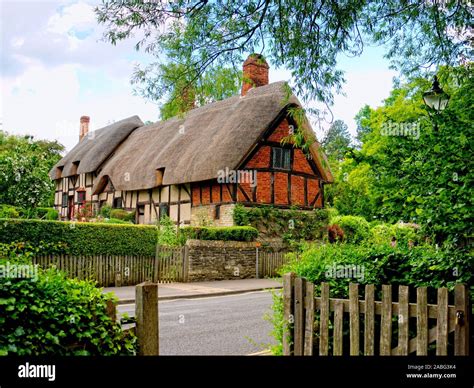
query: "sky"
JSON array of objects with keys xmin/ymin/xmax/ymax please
[{"xmin": 1, "ymin": 0, "xmax": 398, "ymax": 152}]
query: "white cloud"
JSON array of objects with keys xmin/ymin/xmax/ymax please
[{"xmin": 47, "ymin": 2, "xmax": 96, "ymax": 35}]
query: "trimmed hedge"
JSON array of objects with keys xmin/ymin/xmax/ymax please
[
  {"xmin": 110, "ymin": 209, "xmax": 135, "ymax": 222},
  {"xmin": 0, "ymin": 219, "xmax": 157, "ymax": 256},
  {"xmin": 180, "ymin": 226, "xmax": 258, "ymax": 242}
]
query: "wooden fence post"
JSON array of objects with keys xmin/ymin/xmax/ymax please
[
  {"xmin": 283, "ymin": 272, "xmax": 295, "ymax": 356},
  {"xmin": 105, "ymin": 299, "xmax": 116, "ymax": 322},
  {"xmin": 293, "ymin": 277, "xmax": 305, "ymax": 355},
  {"xmin": 135, "ymin": 282, "xmax": 159, "ymax": 356},
  {"xmin": 454, "ymin": 284, "xmax": 469, "ymax": 355}
]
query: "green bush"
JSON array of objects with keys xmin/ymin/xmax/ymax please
[
  {"xmin": 0, "ymin": 255, "xmax": 136, "ymax": 355},
  {"xmin": 282, "ymin": 243, "xmax": 473, "ymax": 298},
  {"xmin": 110, "ymin": 209, "xmax": 135, "ymax": 222},
  {"xmin": 370, "ymin": 222, "xmax": 422, "ymax": 247},
  {"xmin": 103, "ymin": 218, "xmax": 130, "ymax": 224},
  {"xmin": 0, "ymin": 241, "xmax": 68, "ymax": 258},
  {"xmin": 0, "ymin": 205, "xmax": 19, "ymax": 219},
  {"xmin": 0, "ymin": 219, "xmax": 157, "ymax": 256},
  {"xmin": 99, "ymin": 204, "xmax": 112, "ymax": 218},
  {"xmin": 331, "ymin": 215, "xmax": 370, "ymax": 243},
  {"xmin": 157, "ymin": 216, "xmax": 181, "ymax": 246},
  {"xmin": 233, "ymin": 204, "xmax": 329, "ymax": 242},
  {"xmin": 180, "ymin": 226, "xmax": 258, "ymax": 242}
]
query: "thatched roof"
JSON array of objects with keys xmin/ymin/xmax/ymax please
[
  {"xmin": 49, "ymin": 116, "xmax": 144, "ymax": 179},
  {"xmin": 51, "ymin": 82, "xmax": 333, "ymax": 190}
]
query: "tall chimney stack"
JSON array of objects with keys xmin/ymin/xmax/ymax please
[
  {"xmin": 79, "ymin": 116, "xmax": 90, "ymax": 142},
  {"xmin": 241, "ymin": 54, "xmax": 269, "ymax": 96}
]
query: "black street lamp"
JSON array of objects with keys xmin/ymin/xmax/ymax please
[{"xmin": 423, "ymin": 75, "xmax": 450, "ymax": 113}]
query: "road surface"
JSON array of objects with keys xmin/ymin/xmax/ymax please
[{"xmin": 117, "ymin": 290, "xmax": 277, "ymax": 355}]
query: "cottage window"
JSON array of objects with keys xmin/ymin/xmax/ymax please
[
  {"xmin": 62, "ymin": 193, "xmax": 68, "ymax": 208},
  {"xmin": 272, "ymin": 147, "xmax": 291, "ymax": 170},
  {"xmin": 214, "ymin": 205, "xmax": 221, "ymax": 220},
  {"xmin": 159, "ymin": 204, "xmax": 169, "ymax": 219},
  {"xmin": 77, "ymin": 191, "xmax": 86, "ymax": 205},
  {"xmin": 113, "ymin": 197, "xmax": 123, "ymax": 209}
]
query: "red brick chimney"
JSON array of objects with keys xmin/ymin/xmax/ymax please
[
  {"xmin": 79, "ymin": 116, "xmax": 90, "ymax": 141},
  {"xmin": 241, "ymin": 54, "xmax": 269, "ymax": 96}
]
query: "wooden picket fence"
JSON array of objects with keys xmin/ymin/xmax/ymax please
[
  {"xmin": 283, "ymin": 273, "xmax": 470, "ymax": 356},
  {"xmin": 257, "ymin": 250, "xmax": 292, "ymax": 278},
  {"xmin": 33, "ymin": 246, "xmax": 187, "ymax": 287}
]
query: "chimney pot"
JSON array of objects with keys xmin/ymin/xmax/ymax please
[
  {"xmin": 79, "ymin": 115, "xmax": 90, "ymax": 142},
  {"xmin": 241, "ymin": 54, "xmax": 269, "ymax": 96}
]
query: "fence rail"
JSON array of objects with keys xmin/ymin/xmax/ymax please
[
  {"xmin": 33, "ymin": 247, "xmax": 186, "ymax": 287},
  {"xmin": 283, "ymin": 273, "xmax": 470, "ymax": 356},
  {"xmin": 258, "ymin": 250, "xmax": 292, "ymax": 278}
]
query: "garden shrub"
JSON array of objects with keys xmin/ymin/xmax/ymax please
[
  {"xmin": 110, "ymin": 209, "xmax": 135, "ymax": 222},
  {"xmin": 180, "ymin": 226, "xmax": 258, "ymax": 242},
  {"xmin": 328, "ymin": 224, "xmax": 344, "ymax": 243},
  {"xmin": 0, "ymin": 205, "xmax": 19, "ymax": 219},
  {"xmin": 370, "ymin": 222, "xmax": 422, "ymax": 247},
  {"xmin": 103, "ymin": 218, "xmax": 130, "ymax": 224},
  {"xmin": 282, "ymin": 243, "xmax": 473, "ymax": 300},
  {"xmin": 99, "ymin": 204, "xmax": 112, "ymax": 218},
  {"xmin": 233, "ymin": 204, "xmax": 328, "ymax": 242},
  {"xmin": 0, "ymin": 255, "xmax": 136, "ymax": 355},
  {"xmin": 157, "ymin": 215, "xmax": 181, "ymax": 246},
  {"xmin": 0, "ymin": 219, "xmax": 157, "ymax": 256},
  {"xmin": 331, "ymin": 215, "xmax": 370, "ymax": 243}
]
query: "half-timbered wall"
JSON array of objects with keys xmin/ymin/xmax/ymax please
[
  {"xmin": 54, "ymin": 174, "xmax": 191, "ymax": 225},
  {"xmin": 190, "ymin": 116, "xmax": 324, "ymax": 213}
]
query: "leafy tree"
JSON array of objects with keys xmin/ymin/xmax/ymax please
[
  {"xmin": 0, "ymin": 132, "xmax": 63, "ymax": 208},
  {"xmin": 332, "ymin": 65, "xmax": 473, "ymax": 245},
  {"xmin": 97, "ymin": 0, "xmax": 472, "ymax": 105},
  {"xmin": 321, "ymin": 120, "xmax": 352, "ymax": 161}
]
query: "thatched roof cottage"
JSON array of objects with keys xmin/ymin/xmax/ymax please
[{"xmin": 50, "ymin": 55, "xmax": 333, "ymax": 225}]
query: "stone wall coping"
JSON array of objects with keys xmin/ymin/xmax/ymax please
[{"xmin": 185, "ymin": 239, "xmax": 258, "ymax": 248}]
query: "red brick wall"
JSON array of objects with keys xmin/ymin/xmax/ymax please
[
  {"xmin": 211, "ymin": 183, "xmax": 220, "ymax": 203},
  {"xmin": 268, "ymin": 119, "xmax": 293, "ymax": 143},
  {"xmin": 192, "ymin": 186, "xmax": 200, "ymax": 205},
  {"xmin": 293, "ymin": 149, "xmax": 314, "ymax": 175},
  {"xmin": 201, "ymin": 185, "xmax": 210, "ymax": 205},
  {"xmin": 291, "ymin": 175, "xmax": 305, "ymax": 206},
  {"xmin": 246, "ymin": 145, "xmax": 270, "ymax": 168},
  {"xmin": 274, "ymin": 172, "xmax": 288, "ymax": 205},
  {"xmin": 307, "ymin": 178, "xmax": 320, "ymax": 207},
  {"xmin": 256, "ymin": 172, "xmax": 272, "ymax": 203},
  {"xmin": 222, "ymin": 184, "xmax": 233, "ymax": 202}
]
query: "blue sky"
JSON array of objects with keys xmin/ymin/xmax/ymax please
[{"xmin": 1, "ymin": 0, "xmax": 397, "ymax": 152}]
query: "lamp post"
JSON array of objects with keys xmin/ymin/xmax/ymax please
[{"xmin": 423, "ymin": 76, "xmax": 450, "ymax": 131}]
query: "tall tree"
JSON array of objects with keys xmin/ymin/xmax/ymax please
[
  {"xmin": 0, "ymin": 132, "xmax": 63, "ymax": 208},
  {"xmin": 321, "ymin": 120, "xmax": 352, "ymax": 161},
  {"xmin": 97, "ymin": 0, "xmax": 473, "ymax": 105}
]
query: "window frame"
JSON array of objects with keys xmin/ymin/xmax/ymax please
[{"xmin": 271, "ymin": 147, "xmax": 291, "ymax": 170}]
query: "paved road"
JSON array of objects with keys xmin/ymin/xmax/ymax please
[{"xmin": 117, "ymin": 290, "xmax": 277, "ymax": 355}]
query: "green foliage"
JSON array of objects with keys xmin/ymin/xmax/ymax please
[
  {"xmin": 0, "ymin": 255, "xmax": 136, "ymax": 355},
  {"xmin": 180, "ymin": 226, "xmax": 258, "ymax": 242},
  {"xmin": 0, "ymin": 131, "xmax": 63, "ymax": 208},
  {"xmin": 0, "ymin": 219, "xmax": 157, "ymax": 256},
  {"xmin": 109, "ymin": 209, "xmax": 135, "ymax": 222},
  {"xmin": 233, "ymin": 204, "xmax": 329, "ymax": 242},
  {"xmin": 330, "ymin": 215, "xmax": 370, "ymax": 244},
  {"xmin": 321, "ymin": 120, "xmax": 352, "ymax": 161},
  {"xmin": 0, "ymin": 204, "xmax": 19, "ymax": 219},
  {"xmin": 0, "ymin": 241, "xmax": 69, "ymax": 259},
  {"xmin": 329, "ymin": 66, "xmax": 473, "ymax": 245},
  {"xmin": 156, "ymin": 215, "xmax": 181, "ymax": 247},
  {"xmin": 97, "ymin": 1, "xmax": 472, "ymax": 105},
  {"xmin": 99, "ymin": 204, "xmax": 112, "ymax": 218},
  {"xmin": 282, "ymin": 243, "xmax": 473, "ymax": 298},
  {"xmin": 263, "ymin": 289, "xmax": 285, "ymax": 356}
]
